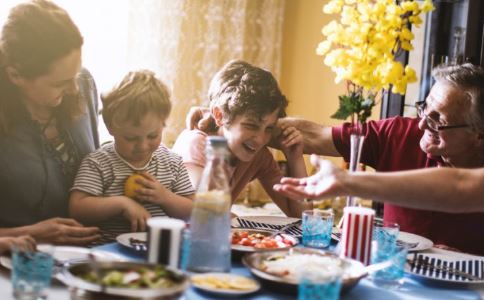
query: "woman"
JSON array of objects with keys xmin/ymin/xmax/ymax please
[{"xmin": 0, "ymin": 0, "xmax": 99, "ymax": 245}]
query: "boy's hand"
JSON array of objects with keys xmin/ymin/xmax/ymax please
[
  {"xmin": 132, "ymin": 172, "xmax": 168, "ymax": 205},
  {"xmin": 278, "ymin": 126, "xmax": 304, "ymax": 160},
  {"xmin": 121, "ymin": 197, "xmax": 151, "ymax": 232},
  {"xmin": 0, "ymin": 236, "xmax": 36, "ymax": 254}
]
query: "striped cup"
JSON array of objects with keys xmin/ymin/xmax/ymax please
[{"xmin": 340, "ymin": 207, "xmax": 375, "ymax": 265}]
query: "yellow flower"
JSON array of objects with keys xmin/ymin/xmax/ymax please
[
  {"xmin": 316, "ymin": 41, "xmax": 332, "ymax": 56},
  {"xmin": 323, "ymin": 0, "xmax": 344, "ymax": 14},
  {"xmin": 404, "ymin": 66, "xmax": 417, "ymax": 83},
  {"xmin": 421, "ymin": 0, "xmax": 435, "ymax": 13},
  {"xmin": 399, "ymin": 28, "xmax": 414, "ymax": 41},
  {"xmin": 401, "ymin": 1, "xmax": 419, "ymax": 13}
]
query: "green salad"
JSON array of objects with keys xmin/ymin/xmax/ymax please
[{"xmin": 82, "ymin": 266, "xmax": 176, "ymax": 289}]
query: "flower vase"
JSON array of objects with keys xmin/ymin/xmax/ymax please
[{"xmin": 346, "ymin": 133, "xmax": 365, "ymax": 207}]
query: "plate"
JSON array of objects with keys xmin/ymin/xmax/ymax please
[
  {"xmin": 191, "ymin": 273, "xmax": 260, "ymax": 295},
  {"xmin": 0, "ymin": 245, "xmax": 124, "ymax": 271},
  {"xmin": 232, "ymin": 216, "xmax": 300, "ymax": 227},
  {"xmin": 231, "ymin": 228, "xmax": 298, "ymax": 253},
  {"xmin": 116, "ymin": 232, "xmax": 147, "ymax": 251},
  {"xmin": 232, "ymin": 216, "xmax": 302, "ymax": 236},
  {"xmin": 331, "ymin": 229, "xmax": 434, "ymax": 252},
  {"xmin": 398, "ymin": 232, "xmax": 433, "ymax": 252},
  {"xmin": 242, "ymin": 248, "xmax": 366, "ymax": 293},
  {"xmin": 62, "ymin": 261, "xmax": 188, "ymax": 298},
  {"xmin": 405, "ymin": 253, "xmax": 484, "ymax": 285}
]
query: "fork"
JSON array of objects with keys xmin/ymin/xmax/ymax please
[
  {"xmin": 129, "ymin": 238, "xmax": 147, "ymax": 251},
  {"xmin": 268, "ymin": 220, "xmax": 302, "ymax": 238}
]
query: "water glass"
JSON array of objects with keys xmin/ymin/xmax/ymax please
[
  {"xmin": 370, "ymin": 241, "xmax": 409, "ymax": 289},
  {"xmin": 302, "ymin": 209, "xmax": 334, "ymax": 249},
  {"xmin": 298, "ymin": 265, "xmax": 342, "ymax": 300},
  {"xmin": 11, "ymin": 245, "xmax": 54, "ymax": 300},
  {"xmin": 373, "ymin": 222, "xmax": 399, "ymax": 254}
]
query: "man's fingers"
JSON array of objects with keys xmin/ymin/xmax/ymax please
[
  {"xmin": 280, "ymin": 177, "xmax": 306, "ymax": 185},
  {"xmin": 65, "ymin": 226, "xmax": 100, "ymax": 237}
]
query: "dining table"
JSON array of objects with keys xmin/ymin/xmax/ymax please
[{"xmin": 0, "ymin": 239, "xmax": 483, "ymax": 299}]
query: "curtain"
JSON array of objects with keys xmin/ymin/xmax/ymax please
[{"xmin": 125, "ymin": 0, "xmax": 286, "ymax": 145}]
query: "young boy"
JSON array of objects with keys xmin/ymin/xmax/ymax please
[
  {"xmin": 70, "ymin": 70, "xmax": 194, "ymax": 244},
  {"xmin": 173, "ymin": 60, "xmax": 311, "ymax": 217}
]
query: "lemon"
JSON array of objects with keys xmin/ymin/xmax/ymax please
[{"xmin": 124, "ymin": 173, "xmax": 145, "ymax": 198}]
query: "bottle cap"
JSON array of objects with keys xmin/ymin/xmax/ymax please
[{"xmin": 207, "ymin": 136, "xmax": 228, "ymax": 147}]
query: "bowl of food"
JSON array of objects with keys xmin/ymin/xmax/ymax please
[
  {"xmin": 242, "ymin": 248, "xmax": 366, "ymax": 294},
  {"xmin": 231, "ymin": 229, "xmax": 298, "ymax": 261},
  {"xmin": 61, "ymin": 261, "xmax": 189, "ymax": 299}
]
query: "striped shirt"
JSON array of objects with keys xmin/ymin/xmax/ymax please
[{"xmin": 71, "ymin": 142, "xmax": 194, "ymax": 244}]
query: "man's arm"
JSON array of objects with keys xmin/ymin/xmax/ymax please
[
  {"xmin": 274, "ymin": 157, "xmax": 484, "ymax": 214},
  {"xmin": 346, "ymin": 167, "xmax": 484, "ymax": 213},
  {"xmin": 275, "ymin": 118, "xmax": 339, "ymax": 156}
]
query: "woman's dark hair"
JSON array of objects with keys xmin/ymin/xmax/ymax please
[{"xmin": 0, "ymin": 0, "xmax": 84, "ymax": 134}]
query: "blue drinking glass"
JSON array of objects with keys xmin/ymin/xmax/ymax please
[
  {"xmin": 298, "ymin": 265, "xmax": 342, "ymax": 300},
  {"xmin": 302, "ymin": 209, "xmax": 334, "ymax": 249},
  {"xmin": 370, "ymin": 241, "xmax": 409, "ymax": 289},
  {"xmin": 11, "ymin": 246, "xmax": 54, "ymax": 300}
]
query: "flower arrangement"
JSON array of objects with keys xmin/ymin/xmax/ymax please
[{"xmin": 317, "ymin": 0, "xmax": 434, "ymax": 126}]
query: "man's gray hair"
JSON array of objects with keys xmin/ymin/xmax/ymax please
[{"xmin": 432, "ymin": 63, "xmax": 484, "ymax": 131}]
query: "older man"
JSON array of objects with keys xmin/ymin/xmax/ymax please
[{"xmin": 278, "ymin": 63, "xmax": 484, "ymax": 255}]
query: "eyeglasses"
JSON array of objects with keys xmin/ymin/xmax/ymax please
[{"xmin": 415, "ymin": 101, "xmax": 470, "ymax": 132}]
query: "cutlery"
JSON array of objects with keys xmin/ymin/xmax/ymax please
[
  {"xmin": 407, "ymin": 258, "xmax": 482, "ymax": 281},
  {"xmin": 397, "ymin": 240, "xmax": 419, "ymax": 249},
  {"xmin": 129, "ymin": 237, "xmax": 147, "ymax": 251},
  {"xmin": 268, "ymin": 220, "xmax": 302, "ymax": 238}
]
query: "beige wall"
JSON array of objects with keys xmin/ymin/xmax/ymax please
[{"xmin": 280, "ymin": 0, "xmax": 381, "ymax": 138}]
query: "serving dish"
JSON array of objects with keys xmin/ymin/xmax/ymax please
[
  {"xmin": 242, "ymin": 248, "xmax": 366, "ymax": 293},
  {"xmin": 191, "ymin": 272, "xmax": 260, "ymax": 296},
  {"xmin": 60, "ymin": 261, "xmax": 189, "ymax": 300}
]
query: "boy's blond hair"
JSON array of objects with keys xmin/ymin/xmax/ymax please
[{"xmin": 101, "ymin": 70, "xmax": 171, "ymax": 129}]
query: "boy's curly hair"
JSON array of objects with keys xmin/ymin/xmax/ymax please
[{"xmin": 208, "ymin": 60, "xmax": 287, "ymax": 124}]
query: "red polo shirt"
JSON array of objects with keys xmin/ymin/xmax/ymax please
[{"xmin": 332, "ymin": 116, "xmax": 484, "ymax": 255}]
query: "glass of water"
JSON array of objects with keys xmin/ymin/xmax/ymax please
[
  {"xmin": 370, "ymin": 241, "xmax": 409, "ymax": 289},
  {"xmin": 298, "ymin": 264, "xmax": 342, "ymax": 300},
  {"xmin": 373, "ymin": 221, "xmax": 399, "ymax": 253},
  {"xmin": 11, "ymin": 245, "xmax": 54, "ymax": 300},
  {"xmin": 302, "ymin": 209, "xmax": 334, "ymax": 249}
]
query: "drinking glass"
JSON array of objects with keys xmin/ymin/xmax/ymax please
[
  {"xmin": 373, "ymin": 222, "xmax": 399, "ymax": 254},
  {"xmin": 11, "ymin": 245, "xmax": 54, "ymax": 300},
  {"xmin": 370, "ymin": 241, "xmax": 409, "ymax": 289},
  {"xmin": 298, "ymin": 265, "xmax": 342, "ymax": 300},
  {"xmin": 302, "ymin": 209, "xmax": 334, "ymax": 249}
]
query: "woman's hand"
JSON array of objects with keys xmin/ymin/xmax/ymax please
[
  {"xmin": 27, "ymin": 218, "xmax": 100, "ymax": 246},
  {"xmin": 274, "ymin": 155, "xmax": 349, "ymax": 201},
  {"xmin": 0, "ymin": 236, "xmax": 36, "ymax": 254},
  {"xmin": 121, "ymin": 198, "xmax": 151, "ymax": 232}
]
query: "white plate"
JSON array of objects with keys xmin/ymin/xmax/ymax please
[
  {"xmin": 405, "ymin": 253, "xmax": 484, "ymax": 285},
  {"xmin": 116, "ymin": 232, "xmax": 147, "ymax": 250},
  {"xmin": 331, "ymin": 229, "xmax": 434, "ymax": 252},
  {"xmin": 0, "ymin": 245, "xmax": 124, "ymax": 270},
  {"xmin": 398, "ymin": 232, "xmax": 433, "ymax": 252},
  {"xmin": 191, "ymin": 273, "xmax": 260, "ymax": 295}
]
